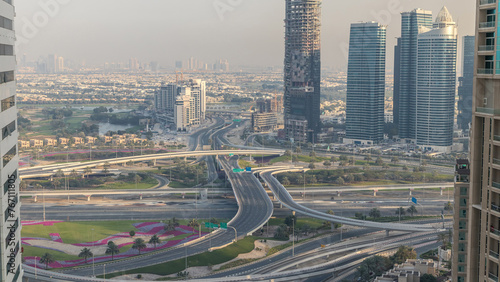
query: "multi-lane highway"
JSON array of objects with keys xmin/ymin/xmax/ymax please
[{"xmin": 27, "ymin": 153, "xmax": 273, "ymax": 280}]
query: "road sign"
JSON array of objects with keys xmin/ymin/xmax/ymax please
[
  {"xmin": 220, "ymin": 222, "xmax": 227, "ymax": 229},
  {"xmin": 233, "ymin": 168, "xmax": 244, "ymax": 173},
  {"xmin": 229, "ymin": 153, "xmax": 234, "ymax": 157},
  {"xmin": 245, "ymin": 167, "xmax": 252, "ymax": 172},
  {"xmin": 205, "ymin": 222, "xmax": 210, "ymax": 228},
  {"xmin": 233, "ymin": 119, "xmax": 241, "ymax": 122},
  {"xmin": 411, "ymin": 197, "xmax": 417, "ymax": 204}
]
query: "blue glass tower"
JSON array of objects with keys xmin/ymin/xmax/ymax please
[
  {"xmin": 457, "ymin": 36, "xmax": 476, "ymax": 131},
  {"xmin": 345, "ymin": 22, "xmax": 386, "ymax": 144},
  {"xmin": 396, "ymin": 9, "xmax": 433, "ymax": 140}
]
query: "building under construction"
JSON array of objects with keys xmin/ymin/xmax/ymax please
[{"xmin": 284, "ymin": 0, "xmax": 322, "ymax": 143}]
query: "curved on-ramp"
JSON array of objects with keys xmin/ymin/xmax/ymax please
[{"xmin": 259, "ymin": 167, "xmax": 439, "ymax": 233}]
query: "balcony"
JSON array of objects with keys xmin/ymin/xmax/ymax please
[
  {"xmin": 490, "ymin": 272, "xmax": 499, "ymax": 282},
  {"xmin": 480, "ymin": 21, "xmax": 496, "ymax": 29},
  {"xmin": 492, "ymin": 204, "xmax": 500, "ymax": 212},
  {"xmin": 478, "ymin": 68, "xmax": 495, "ymax": 75},
  {"xmin": 477, "ymin": 107, "xmax": 500, "ymax": 115},
  {"xmin": 480, "ymin": 45, "xmax": 496, "ymax": 52},
  {"xmin": 481, "ymin": 0, "xmax": 497, "ymax": 5}
]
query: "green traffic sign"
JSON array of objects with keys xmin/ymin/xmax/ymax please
[
  {"xmin": 233, "ymin": 119, "xmax": 241, "ymax": 122},
  {"xmin": 229, "ymin": 153, "xmax": 234, "ymax": 156},
  {"xmin": 220, "ymin": 222, "xmax": 227, "ymax": 229},
  {"xmin": 205, "ymin": 222, "xmax": 210, "ymax": 228},
  {"xmin": 232, "ymin": 168, "xmax": 244, "ymax": 173}
]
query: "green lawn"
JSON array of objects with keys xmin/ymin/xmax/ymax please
[
  {"xmin": 267, "ymin": 217, "xmax": 324, "ymax": 229},
  {"xmin": 21, "ymin": 221, "xmax": 144, "ymax": 244},
  {"xmin": 23, "ymin": 245, "xmax": 81, "ymax": 261},
  {"xmin": 101, "ymin": 236, "xmax": 259, "ymax": 279},
  {"xmin": 96, "ymin": 180, "xmax": 158, "ymax": 190},
  {"xmin": 270, "ymin": 155, "xmax": 329, "ymax": 164}
]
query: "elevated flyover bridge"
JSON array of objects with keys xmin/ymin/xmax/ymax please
[{"xmin": 19, "ymin": 149, "xmax": 284, "ymax": 179}]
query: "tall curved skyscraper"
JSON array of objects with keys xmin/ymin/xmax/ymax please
[
  {"xmin": 284, "ymin": 0, "xmax": 321, "ymax": 144},
  {"xmin": 415, "ymin": 7, "xmax": 457, "ymax": 152}
]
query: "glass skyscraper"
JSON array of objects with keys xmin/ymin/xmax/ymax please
[
  {"xmin": 415, "ymin": 7, "xmax": 457, "ymax": 152},
  {"xmin": 457, "ymin": 36, "xmax": 476, "ymax": 132},
  {"xmin": 345, "ymin": 22, "xmax": 386, "ymax": 144},
  {"xmin": 396, "ymin": 9, "xmax": 433, "ymax": 140},
  {"xmin": 284, "ymin": 0, "xmax": 321, "ymax": 144}
]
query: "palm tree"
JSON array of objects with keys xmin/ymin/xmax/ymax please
[
  {"xmin": 70, "ymin": 169, "xmax": 79, "ymax": 179},
  {"xmin": 39, "ymin": 253, "xmax": 55, "ymax": 269},
  {"xmin": 83, "ymin": 167, "xmax": 92, "ymax": 178},
  {"xmin": 105, "ymin": 241, "xmax": 120, "ymax": 261},
  {"xmin": 132, "ymin": 238, "xmax": 147, "ymax": 255},
  {"xmin": 78, "ymin": 248, "xmax": 93, "ymax": 264},
  {"xmin": 392, "ymin": 245, "xmax": 417, "ymax": 264},
  {"xmin": 149, "ymin": 235, "xmax": 161, "ymax": 249},
  {"xmin": 188, "ymin": 219, "xmax": 199, "ymax": 234},
  {"xmin": 407, "ymin": 205, "xmax": 418, "ymax": 217},
  {"xmin": 395, "ymin": 207, "xmax": 406, "ymax": 217}
]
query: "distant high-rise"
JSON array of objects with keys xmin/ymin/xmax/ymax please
[
  {"xmin": 345, "ymin": 22, "xmax": 386, "ymax": 145},
  {"xmin": 415, "ymin": 7, "xmax": 457, "ymax": 152},
  {"xmin": 393, "ymin": 37, "xmax": 401, "ymax": 129},
  {"xmin": 157, "ymin": 79, "xmax": 206, "ymax": 130},
  {"xmin": 155, "ymin": 84, "xmax": 178, "ymax": 113},
  {"xmin": 457, "ymin": 36, "xmax": 475, "ymax": 132},
  {"xmin": 396, "ymin": 8, "xmax": 433, "ymax": 140},
  {"xmin": 284, "ymin": 0, "xmax": 321, "ymax": 143},
  {"xmin": 0, "ymin": 0, "xmax": 22, "ymax": 281}
]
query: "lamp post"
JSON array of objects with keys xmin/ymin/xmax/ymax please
[
  {"xmin": 228, "ymin": 226, "xmax": 237, "ymax": 242},
  {"xmin": 35, "ymin": 256, "xmax": 37, "ymax": 279},
  {"xmin": 292, "ymin": 211, "xmax": 296, "ymax": 257},
  {"xmin": 91, "ymin": 228, "xmax": 95, "ymax": 277}
]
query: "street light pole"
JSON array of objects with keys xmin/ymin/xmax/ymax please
[
  {"xmin": 35, "ymin": 256, "xmax": 37, "ymax": 279},
  {"xmin": 228, "ymin": 226, "xmax": 237, "ymax": 242},
  {"xmin": 292, "ymin": 218, "xmax": 295, "ymax": 257},
  {"xmin": 91, "ymin": 228, "xmax": 95, "ymax": 277}
]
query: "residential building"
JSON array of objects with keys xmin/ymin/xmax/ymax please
[
  {"xmin": 58, "ymin": 138, "xmax": 69, "ymax": 145},
  {"xmin": 252, "ymin": 99, "xmax": 278, "ymax": 132},
  {"xmin": 345, "ymin": 22, "xmax": 386, "ymax": 145},
  {"xmin": 0, "ymin": 0, "xmax": 22, "ymax": 280},
  {"xmin": 464, "ymin": 0, "xmax": 500, "ymax": 280},
  {"xmin": 284, "ymin": 0, "xmax": 321, "ymax": 143},
  {"xmin": 155, "ymin": 84, "xmax": 177, "ymax": 113},
  {"xmin": 396, "ymin": 8, "xmax": 433, "ymax": 141},
  {"xmin": 156, "ymin": 79, "xmax": 206, "ymax": 130},
  {"xmin": 415, "ymin": 7, "xmax": 457, "ymax": 152},
  {"xmin": 29, "ymin": 139, "xmax": 43, "ymax": 148},
  {"xmin": 174, "ymin": 94, "xmax": 192, "ymax": 131},
  {"xmin": 375, "ymin": 259, "xmax": 438, "ymax": 282},
  {"xmin": 44, "ymin": 138, "xmax": 57, "ymax": 146},
  {"xmin": 452, "ymin": 159, "xmax": 469, "ymax": 282},
  {"xmin": 457, "ymin": 36, "xmax": 476, "ymax": 132}
]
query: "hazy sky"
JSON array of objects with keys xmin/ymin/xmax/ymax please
[{"xmin": 15, "ymin": 0, "xmax": 475, "ymax": 71}]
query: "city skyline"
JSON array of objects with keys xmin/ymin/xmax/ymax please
[{"xmin": 15, "ymin": 0, "xmax": 474, "ymax": 71}]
